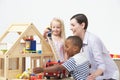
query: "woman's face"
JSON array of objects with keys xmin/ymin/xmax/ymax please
[
  {"xmin": 70, "ymin": 18, "xmax": 84, "ymax": 36},
  {"xmin": 51, "ymin": 20, "xmax": 61, "ymax": 36}
]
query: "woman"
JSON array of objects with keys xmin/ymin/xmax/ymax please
[{"xmin": 70, "ymin": 13, "xmax": 119, "ymax": 80}]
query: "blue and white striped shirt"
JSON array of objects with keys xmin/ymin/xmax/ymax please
[{"xmin": 62, "ymin": 53, "xmax": 90, "ymax": 80}]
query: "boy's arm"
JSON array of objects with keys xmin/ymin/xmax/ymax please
[{"xmin": 33, "ymin": 64, "xmax": 67, "ymax": 74}]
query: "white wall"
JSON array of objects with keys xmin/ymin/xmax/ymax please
[{"xmin": 0, "ymin": 0, "xmax": 120, "ymax": 54}]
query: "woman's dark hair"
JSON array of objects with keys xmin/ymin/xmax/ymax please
[
  {"xmin": 67, "ymin": 36, "xmax": 83, "ymax": 50},
  {"xmin": 70, "ymin": 13, "xmax": 88, "ymax": 30}
]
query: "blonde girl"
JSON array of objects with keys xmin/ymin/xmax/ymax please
[{"xmin": 43, "ymin": 18, "xmax": 67, "ymax": 61}]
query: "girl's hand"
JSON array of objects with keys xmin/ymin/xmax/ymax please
[{"xmin": 43, "ymin": 28, "xmax": 51, "ymax": 39}]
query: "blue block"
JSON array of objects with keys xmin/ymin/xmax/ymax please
[{"xmin": 30, "ymin": 40, "xmax": 36, "ymax": 51}]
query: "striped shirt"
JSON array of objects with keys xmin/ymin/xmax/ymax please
[{"xmin": 62, "ymin": 53, "xmax": 90, "ymax": 80}]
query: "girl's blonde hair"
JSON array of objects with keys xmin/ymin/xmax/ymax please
[{"xmin": 50, "ymin": 17, "xmax": 66, "ymax": 41}]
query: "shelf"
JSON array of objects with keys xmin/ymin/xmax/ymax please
[{"xmin": 113, "ymin": 58, "xmax": 120, "ymax": 60}]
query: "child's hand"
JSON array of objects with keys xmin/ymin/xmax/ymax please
[
  {"xmin": 33, "ymin": 67, "xmax": 44, "ymax": 74},
  {"xmin": 43, "ymin": 28, "xmax": 51, "ymax": 39}
]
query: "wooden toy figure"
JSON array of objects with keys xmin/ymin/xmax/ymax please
[{"xmin": 19, "ymin": 68, "xmax": 32, "ymax": 79}]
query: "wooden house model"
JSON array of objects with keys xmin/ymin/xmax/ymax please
[{"xmin": 0, "ymin": 23, "xmax": 55, "ymax": 80}]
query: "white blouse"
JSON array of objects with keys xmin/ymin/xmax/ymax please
[{"xmin": 82, "ymin": 31, "xmax": 119, "ymax": 80}]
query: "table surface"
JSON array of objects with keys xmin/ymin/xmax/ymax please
[{"xmin": 11, "ymin": 77, "xmax": 74, "ymax": 80}]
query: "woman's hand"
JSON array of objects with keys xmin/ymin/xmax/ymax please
[{"xmin": 87, "ymin": 74, "xmax": 96, "ymax": 80}]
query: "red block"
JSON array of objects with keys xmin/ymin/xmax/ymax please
[
  {"xmin": 37, "ymin": 74, "xmax": 43, "ymax": 79},
  {"xmin": 30, "ymin": 76, "xmax": 37, "ymax": 80},
  {"xmin": 118, "ymin": 55, "xmax": 120, "ymax": 58},
  {"xmin": 110, "ymin": 54, "xmax": 114, "ymax": 58}
]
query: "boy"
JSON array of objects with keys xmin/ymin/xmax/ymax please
[{"xmin": 33, "ymin": 36, "xmax": 90, "ymax": 80}]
